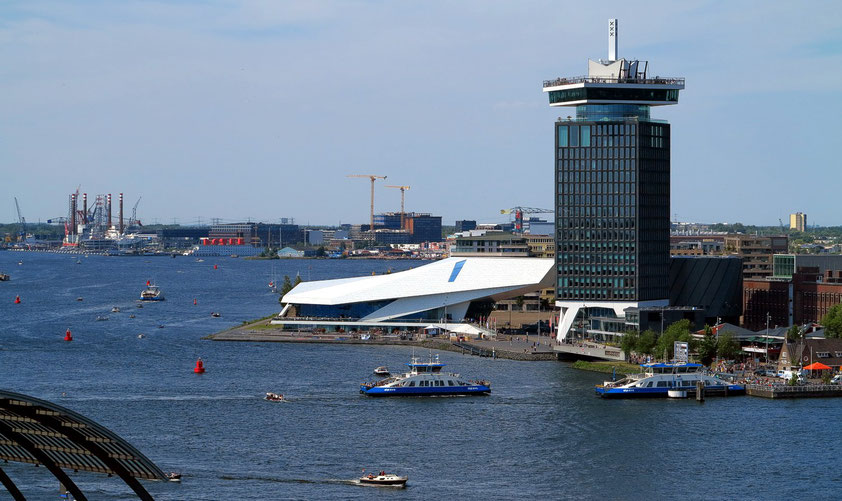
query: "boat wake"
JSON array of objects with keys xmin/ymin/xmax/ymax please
[{"xmin": 219, "ymin": 474, "xmax": 358, "ymax": 486}]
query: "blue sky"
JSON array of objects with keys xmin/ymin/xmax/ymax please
[{"xmin": 2, "ymin": 1, "xmax": 841, "ymax": 227}]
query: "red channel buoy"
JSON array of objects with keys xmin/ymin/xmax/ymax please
[
  {"xmin": 193, "ymin": 298, "xmax": 197, "ymax": 305},
  {"xmin": 213, "ymin": 264, "xmax": 218, "ymax": 270},
  {"xmin": 194, "ymin": 358, "xmax": 205, "ymax": 373},
  {"xmin": 14, "ymin": 295, "xmax": 21, "ymax": 304},
  {"xmin": 64, "ymin": 328, "xmax": 73, "ymax": 342}
]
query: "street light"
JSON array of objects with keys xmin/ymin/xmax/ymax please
[{"xmin": 765, "ymin": 312, "xmax": 770, "ymax": 364}]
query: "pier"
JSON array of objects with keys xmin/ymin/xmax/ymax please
[{"xmin": 745, "ymin": 384, "xmax": 842, "ymax": 399}]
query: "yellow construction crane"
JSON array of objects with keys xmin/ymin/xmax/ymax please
[
  {"xmin": 385, "ymin": 185, "xmax": 410, "ymax": 229},
  {"xmin": 347, "ymin": 174, "xmax": 387, "ymax": 239}
]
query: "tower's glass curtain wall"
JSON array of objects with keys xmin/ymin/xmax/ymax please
[{"xmin": 544, "ymin": 19, "xmax": 684, "ymax": 341}]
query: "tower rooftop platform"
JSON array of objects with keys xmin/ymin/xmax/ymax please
[{"xmin": 542, "ymin": 74, "xmax": 685, "ymax": 107}]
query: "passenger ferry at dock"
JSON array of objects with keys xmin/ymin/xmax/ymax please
[
  {"xmin": 595, "ymin": 363, "xmax": 745, "ymax": 398},
  {"xmin": 360, "ymin": 355, "xmax": 490, "ymax": 397}
]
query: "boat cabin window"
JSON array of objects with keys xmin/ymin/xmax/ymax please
[
  {"xmin": 414, "ymin": 366, "xmax": 428, "ymax": 373},
  {"xmin": 448, "ymin": 380, "xmax": 455, "ymax": 386},
  {"xmin": 436, "ymin": 380, "xmax": 443, "ymax": 386},
  {"xmin": 657, "ymin": 381, "xmax": 669, "ymax": 388},
  {"xmin": 408, "ymin": 381, "xmax": 415, "ymax": 387}
]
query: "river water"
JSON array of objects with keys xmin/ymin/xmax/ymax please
[{"xmin": 1, "ymin": 252, "xmax": 840, "ymax": 500}]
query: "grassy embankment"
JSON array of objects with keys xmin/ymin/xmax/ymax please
[{"xmin": 571, "ymin": 360, "xmax": 641, "ymax": 376}]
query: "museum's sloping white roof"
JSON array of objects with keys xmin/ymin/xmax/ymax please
[{"xmin": 282, "ymin": 257, "xmax": 554, "ymax": 306}]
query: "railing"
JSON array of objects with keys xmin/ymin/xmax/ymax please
[
  {"xmin": 543, "ymin": 75, "xmax": 685, "ymax": 88},
  {"xmin": 745, "ymin": 384, "xmax": 842, "ymax": 392}
]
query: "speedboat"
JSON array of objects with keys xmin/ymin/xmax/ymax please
[
  {"xmin": 165, "ymin": 472, "xmax": 182, "ymax": 482},
  {"xmin": 211, "ymin": 312, "xmax": 221, "ymax": 318},
  {"xmin": 96, "ymin": 315, "xmax": 109, "ymax": 321},
  {"xmin": 595, "ymin": 363, "xmax": 746, "ymax": 398},
  {"xmin": 360, "ymin": 354, "xmax": 491, "ymax": 397},
  {"xmin": 373, "ymin": 366, "xmax": 390, "ymax": 376},
  {"xmin": 265, "ymin": 392, "xmax": 285, "ymax": 402},
  {"xmin": 140, "ymin": 285, "xmax": 165, "ymax": 301},
  {"xmin": 359, "ymin": 472, "xmax": 407, "ymax": 488},
  {"xmin": 111, "ymin": 306, "xmax": 121, "ymax": 313}
]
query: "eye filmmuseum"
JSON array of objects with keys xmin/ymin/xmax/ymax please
[{"xmin": 544, "ymin": 19, "xmax": 686, "ymax": 341}]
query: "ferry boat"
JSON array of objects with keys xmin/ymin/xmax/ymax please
[
  {"xmin": 595, "ymin": 363, "xmax": 745, "ymax": 398},
  {"xmin": 360, "ymin": 355, "xmax": 491, "ymax": 397},
  {"xmin": 140, "ymin": 285, "xmax": 165, "ymax": 301}
]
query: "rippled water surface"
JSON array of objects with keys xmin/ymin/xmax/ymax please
[{"xmin": 1, "ymin": 252, "xmax": 841, "ymax": 500}]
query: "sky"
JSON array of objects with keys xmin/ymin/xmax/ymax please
[{"xmin": 2, "ymin": 1, "xmax": 841, "ymax": 227}]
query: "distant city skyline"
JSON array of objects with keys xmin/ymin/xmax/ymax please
[{"xmin": 2, "ymin": 1, "xmax": 841, "ymax": 226}]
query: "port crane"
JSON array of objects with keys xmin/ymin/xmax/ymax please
[
  {"xmin": 385, "ymin": 185, "xmax": 410, "ymax": 229},
  {"xmin": 347, "ymin": 175, "xmax": 386, "ymax": 240},
  {"xmin": 130, "ymin": 197, "xmax": 142, "ymax": 227},
  {"xmin": 14, "ymin": 197, "xmax": 26, "ymax": 242},
  {"xmin": 500, "ymin": 206, "xmax": 554, "ymax": 233}
]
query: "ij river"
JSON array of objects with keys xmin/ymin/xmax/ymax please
[{"xmin": 1, "ymin": 252, "xmax": 841, "ymax": 500}]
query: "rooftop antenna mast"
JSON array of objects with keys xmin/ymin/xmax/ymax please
[{"xmin": 608, "ymin": 18, "xmax": 618, "ymax": 61}]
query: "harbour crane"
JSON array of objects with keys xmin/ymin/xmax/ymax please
[
  {"xmin": 14, "ymin": 197, "xmax": 26, "ymax": 242},
  {"xmin": 500, "ymin": 206, "xmax": 554, "ymax": 234},
  {"xmin": 385, "ymin": 185, "xmax": 410, "ymax": 230},
  {"xmin": 131, "ymin": 197, "xmax": 142, "ymax": 227},
  {"xmin": 347, "ymin": 174, "xmax": 387, "ymax": 240}
]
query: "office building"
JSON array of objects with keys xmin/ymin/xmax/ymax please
[
  {"xmin": 544, "ymin": 19, "xmax": 684, "ymax": 340},
  {"xmin": 789, "ymin": 212, "xmax": 807, "ymax": 232}
]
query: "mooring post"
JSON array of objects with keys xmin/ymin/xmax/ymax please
[{"xmin": 696, "ymin": 381, "xmax": 705, "ymax": 402}]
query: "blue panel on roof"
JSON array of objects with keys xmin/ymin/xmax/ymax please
[{"xmin": 448, "ymin": 260, "xmax": 467, "ymax": 282}]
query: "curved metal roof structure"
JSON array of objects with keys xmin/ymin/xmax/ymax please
[
  {"xmin": 280, "ymin": 257, "xmax": 555, "ymax": 322},
  {"xmin": 0, "ymin": 390, "xmax": 166, "ymax": 501}
]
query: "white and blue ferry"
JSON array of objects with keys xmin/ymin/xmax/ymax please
[
  {"xmin": 360, "ymin": 355, "xmax": 491, "ymax": 397},
  {"xmin": 139, "ymin": 284, "xmax": 165, "ymax": 301},
  {"xmin": 595, "ymin": 362, "xmax": 745, "ymax": 398}
]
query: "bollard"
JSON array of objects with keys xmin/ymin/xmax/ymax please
[{"xmin": 696, "ymin": 381, "xmax": 705, "ymax": 402}]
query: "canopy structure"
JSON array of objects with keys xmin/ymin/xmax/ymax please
[
  {"xmin": 803, "ymin": 362, "xmax": 831, "ymax": 370},
  {"xmin": 0, "ymin": 390, "xmax": 166, "ymax": 500}
]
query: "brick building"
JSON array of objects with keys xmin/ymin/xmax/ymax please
[{"xmin": 743, "ymin": 266, "xmax": 842, "ymax": 331}]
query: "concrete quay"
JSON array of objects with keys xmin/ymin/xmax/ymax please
[
  {"xmin": 745, "ymin": 384, "xmax": 842, "ymax": 399},
  {"xmin": 206, "ymin": 321, "xmax": 556, "ymax": 361}
]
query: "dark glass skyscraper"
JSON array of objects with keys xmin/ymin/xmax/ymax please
[{"xmin": 544, "ymin": 19, "xmax": 684, "ymax": 341}]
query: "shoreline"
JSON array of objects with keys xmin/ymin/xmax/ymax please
[{"xmin": 205, "ymin": 318, "xmax": 557, "ymax": 361}]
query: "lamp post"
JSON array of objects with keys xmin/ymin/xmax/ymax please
[{"xmin": 765, "ymin": 312, "xmax": 770, "ymax": 364}]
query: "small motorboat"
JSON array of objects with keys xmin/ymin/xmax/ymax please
[
  {"xmin": 157, "ymin": 324, "xmax": 165, "ymax": 329},
  {"xmin": 165, "ymin": 472, "xmax": 182, "ymax": 482},
  {"xmin": 373, "ymin": 366, "xmax": 390, "ymax": 376},
  {"xmin": 111, "ymin": 306, "xmax": 121, "ymax": 313},
  {"xmin": 129, "ymin": 314, "xmax": 136, "ymax": 318},
  {"xmin": 76, "ymin": 297, "xmax": 84, "ymax": 302},
  {"xmin": 76, "ymin": 259, "xmax": 82, "ymax": 264},
  {"xmin": 136, "ymin": 303, "xmax": 143, "ymax": 308},
  {"xmin": 96, "ymin": 315, "xmax": 109, "ymax": 321},
  {"xmin": 211, "ymin": 312, "xmax": 221, "ymax": 318},
  {"xmin": 0, "ymin": 273, "xmax": 10, "ymax": 281},
  {"xmin": 265, "ymin": 392, "xmax": 285, "ymax": 402},
  {"xmin": 137, "ymin": 333, "xmax": 145, "ymax": 339},
  {"xmin": 359, "ymin": 471, "xmax": 407, "ymax": 488}
]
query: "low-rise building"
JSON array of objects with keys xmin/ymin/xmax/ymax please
[
  {"xmin": 450, "ymin": 232, "xmax": 530, "ymax": 257},
  {"xmin": 724, "ymin": 234, "xmax": 788, "ymax": 279}
]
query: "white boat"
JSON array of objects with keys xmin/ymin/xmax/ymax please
[
  {"xmin": 96, "ymin": 315, "xmax": 109, "ymax": 321},
  {"xmin": 595, "ymin": 363, "xmax": 745, "ymax": 398},
  {"xmin": 359, "ymin": 472, "xmax": 407, "ymax": 487},
  {"xmin": 111, "ymin": 306, "xmax": 121, "ymax": 313},
  {"xmin": 140, "ymin": 284, "xmax": 165, "ymax": 301},
  {"xmin": 265, "ymin": 392, "xmax": 285, "ymax": 402},
  {"xmin": 373, "ymin": 366, "xmax": 390, "ymax": 376}
]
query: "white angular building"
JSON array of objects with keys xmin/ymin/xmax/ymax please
[{"xmin": 273, "ymin": 257, "xmax": 554, "ymax": 332}]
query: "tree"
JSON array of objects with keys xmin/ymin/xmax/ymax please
[
  {"xmin": 698, "ymin": 325, "xmax": 717, "ymax": 366},
  {"xmin": 315, "ymin": 246, "xmax": 326, "ymax": 257},
  {"xmin": 786, "ymin": 324, "xmax": 801, "ymax": 342},
  {"xmin": 280, "ymin": 275, "xmax": 294, "ymax": 296},
  {"xmin": 716, "ymin": 332, "xmax": 740, "ymax": 360},
  {"xmin": 621, "ymin": 330, "xmax": 640, "ymax": 357},
  {"xmin": 294, "ymin": 275, "xmax": 302, "ymax": 287},
  {"xmin": 637, "ymin": 329, "xmax": 657, "ymax": 356},
  {"xmin": 821, "ymin": 304, "xmax": 842, "ymax": 339}
]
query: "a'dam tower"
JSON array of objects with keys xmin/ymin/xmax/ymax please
[{"xmin": 543, "ymin": 19, "xmax": 684, "ymax": 342}]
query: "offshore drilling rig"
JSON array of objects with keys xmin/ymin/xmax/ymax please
[{"xmin": 63, "ymin": 188, "xmax": 141, "ymax": 249}]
